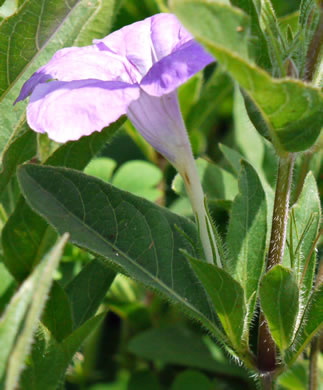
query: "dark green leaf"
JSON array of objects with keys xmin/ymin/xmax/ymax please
[
  {"xmin": 171, "ymin": 0, "xmax": 323, "ymax": 152},
  {"xmin": 2, "ymin": 119, "xmax": 123, "ymax": 281},
  {"xmin": 41, "ymin": 282, "xmax": 73, "ymax": 342},
  {"xmin": 128, "ymin": 326, "xmax": 245, "ymax": 376},
  {"xmin": 2, "ymin": 197, "xmax": 56, "ymax": 281},
  {"xmin": 0, "ymin": 123, "xmax": 36, "ymax": 194},
  {"xmin": 66, "ymin": 258, "xmax": 116, "ymax": 329},
  {"xmin": 17, "ymin": 164, "xmax": 226, "ymax": 341},
  {"xmin": 188, "ymin": 258, "xmax": 246, "ymax": 350},
  {"xmin": 171, "ymin": 370, "xmax": 212, "ymax": 390},
  {"xmin": 226, "ymin": 160, "xmax": 266, "ymax": 311},
  {"xmin": 259, "ymin": 265, "xmax": 299, "ymax": 351},
  {"xmin": 285, "ymin": 284, "xmax": 323, "ymax": 366},
  {"xmin": 0, "ymin": 262, "xmax": 16, "ymax": 314},
  {"xmin": 128, "ymin": 370, "xmax": 160, "ymax": 390}
]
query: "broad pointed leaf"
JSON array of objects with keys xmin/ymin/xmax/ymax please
[
  {"xmin": 66, "ymin": 258, "xmax": 116, "ymax": 329},
  {"xmin": 259, "ymin": 265, "xmax": 299, "ymax": 351},
  {"xmin": 17, "ymin": 164, "xmax": 226, "ymax": 341},
  {"xmin": 171, "ymin": 0, "xmax": 323, "ymax": 152},
  {"xmin": 188, "ymin": 258, "xmax": 246, "ymax": 350},
  {"xmin": 2, "ymin": 119, "xmax": 123, "ymax": 281},
  {"xmin": 227, "ymin": 160, "xmax": 266, "ymax": 309}
]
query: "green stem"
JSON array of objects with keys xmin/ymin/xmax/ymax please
[
  {"xmin": 257, "ymin": 154, "xmax": 295, "ymax": 372},
  {"xmin": 309, "ymin": 336, "xmax": 320, "ymax": 390}
]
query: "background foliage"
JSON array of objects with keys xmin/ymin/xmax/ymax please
[{"xmin": 0, "ymin": 0, "xmax": 322, "ymax": 389}]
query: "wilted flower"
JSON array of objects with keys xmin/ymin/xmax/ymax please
[{"xmin": 16, "ymin": 13, "xmax": 220, "ymax": 265}]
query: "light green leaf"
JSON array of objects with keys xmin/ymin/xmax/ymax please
[
  {"xmin": 279, "ymin": 362, "xmax": 308, "ymax": 390},
  {"xmin": 171, "ymin": 0, "xmax": 323, "ymax": 152},
  {"xmin": 0, "ymin": 263, "xmax": 16, "ymax": 314},
  {"xmin": 66, "ymin": 258, "xmax": 116, "ymax": 329},
  {"xmin": 227, "ymin": 160, "xmax": 266, "ymax": 310},
  {"xmin": 0, "ymin": 234, "xmax": 68, "ymax": 389},
  {"xmin": 84, "ymin": 157, "xmax": 117, "ymax": 183},
  {"xmin": 17, "ymin": 164, "xmax": 226, "ymax": 342},
  {"xmin": 259, "ymin": 265, "xmax": 299, "ymax": 352},
  {"xmin": 112, "ymin": 160, "xmax": 163, "ymax": 202},
  {"xmin": 188, "ymin": 258, "xmax": 246, "ymax": 350},
  {"xmin": 284, "ymin": 172, "xmax": 321, "ymax": 303},
  {"xmin": 285, "ymin": 284, "xmax": 323, "ymax": 366}
]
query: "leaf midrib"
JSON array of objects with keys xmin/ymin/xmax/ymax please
[{"xmin": 22, "ymin": 167, "xmax": 227, "ymax": 341}]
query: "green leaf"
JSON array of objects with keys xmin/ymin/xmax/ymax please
[
  {"xmin": 185, "ymin": 67, "xmax": 233, "ymax": 132},
  {"xmin": 0, "ymin": 263, "xmax": 16, "ymax": 314},
  {"xmin": 172, "ymin": 158, "xmax": 238, "ymax": 207},
  {"xmin": 226, "ymin": 160, "xmax": 266, "ymax": 307},
  {"xmin": 188, "ymin": 258, "xmax": 246, "ymax": 350},
  {"xmin": 2, "ymin": 119, "xmax": 123, "ymax": 281},
  {"xmin": 84, "ymin": 157, "xmax": 117, "ymax": 183},
  {"xmin": 259, "ymin": 265, "xmax": 299, "ymax": 352},
  {"xmin": 253, "ymin": 0, "xmax": 287, "ymax": 76},
  {"xmin": 230, "ymin": 0, "xmax": 271, "ymax": 69},
  {"xmin": 19, "ymin": 314, "xmax": 105, "ymax": 390},
  {"xmin": 0, "ymin": 0, "xmax": 119, "ymax": 191},
  {"xmin": 279, "ymin": 362, "xmax": 308, "ymax": 390},
  {"xmin": 128, "ymin": 371, "xmax": 160, "ymax": 390},
  {"xmin": 66, "ymin": 258, "xmax": 116, "ymax": 329},
  {"xmin": 17, "ymin": 164, "xmax": 226, "ymax": 341},
  {"xmin": 112, "ymin": 160, "xmax": 163, "ymax": 202},
  {"xmin": 0, "ymin": 124, "xmax": 36, "ymax": 194},
  {"xmin": 0, "ymin": 234, "xmax": 68, "ymax": 389},
  {"xmin": 284, "ymin": 172, "xmax": 321, "ymax": 303},
  {"xmin": 285, "ymin": 284, "xmax": 323, "ymax": 366},
  {"xmin": 41, "ymin": 281, "xmax": 73, "ymax": 342},
  {"xmin": 171, "ymin": 370, "xmax": 212, "ymax": 390},
  {"xmin": 2, "ymin": 197, "xmax": 57, "ymax": 281},
  {"xmin": 128, "ymin": 326, "xmax": 245, "ymax": 376},
  {"xmin": 171, "ymin": 0, "xmax": 323, "ymax": 152}
]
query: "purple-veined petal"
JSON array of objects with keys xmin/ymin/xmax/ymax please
[
  {"xmin": 94, "ymin": 18, "xmax": 153, "ymax": 77},
  {"xmin": 94, "ymin": 13, "xmax": 193, "ymax": 79},
  {"xmin": 27, "ymin": 79, "xmax": 139, "ymax": 143},
  {"xmin": 140, "ymin": 40, "xmax": 214, "ymax": 96},
  {"xmin": 127, "ymin": 88, "xmax": 192, "ymax": 165},
  {"xmin": 150, "ymin": 13, "xmax": 192, "ymax": 60},
  {"xmin": 15, "ymin": 45, "xmax": 134, "ymax": 103}
]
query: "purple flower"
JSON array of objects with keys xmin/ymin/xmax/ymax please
[
  {"xmin": 17, "ymin": 13, "xmax": 220, "ymax": 265},
  {"xmin": 16, "ymin": 13, "xmax": 213, "ymax": 167}
]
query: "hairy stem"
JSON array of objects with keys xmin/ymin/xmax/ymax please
[
  {"xmin": 257, "ymin": 154, "xmax": 295, "ymax": 372},
  {"xmin": 309, "ymin": 337, "xmax": 320, "ymax": 390}
]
